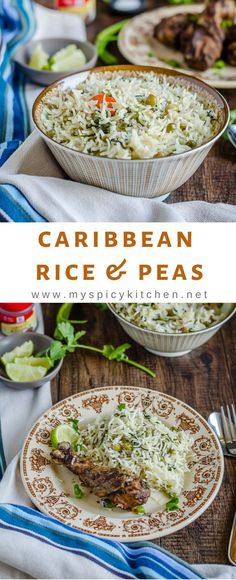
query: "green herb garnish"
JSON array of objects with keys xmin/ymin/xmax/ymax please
[
  {"xmin": 68, "ymin": 418, "xmax": 79, "ymax": 431},
  {"xmin": 95, "ymin": 21, "xmax": 129, "ymax": 65},
  {"xmin": 134, "ymin": 505, "xmax": 145, "ymax": 514},
  {"xmin": 73, "ymin": 484, "xmax": 84, "ymax": 499},
  {"xmin": 165, "ymin": 59, "xmax": 181, "ymax": 68},
  {"xmin": 221, "ymin": 18, "xmax": 233, "ymax": 29},
  {"xmin": 213, "ymin": 59, "xmax": 225, "ymax": 70},
  {"xmin": 118, "ymin": 403, "xmax": 126, "ymax": 411},
  {"xmin": 102, "ymin": 499, "xmax": 114, "ymax": 509},
  {"xmin": 166, "ymin": 496, "xmax": 180, "ymax": 511},
  {"xmin": 188, "ymin": 14, "xmax": 198, "ymax": 22},
  {"xmin": 168, "ymin": 0, "xmax": 193, "ymax": 4}
]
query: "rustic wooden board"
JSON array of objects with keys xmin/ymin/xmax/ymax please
[{"xmin": 43, "ymin": 303, "xmax": 236, "ymax": 564}]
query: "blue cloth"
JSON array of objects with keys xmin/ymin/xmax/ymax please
[
  {"xmin": 0, "ymin": 0, "xmax": 40, "ymax": 221},
  {"xmin": 0, "ymin": 504, "xmax": 203, "ymax": 579}
]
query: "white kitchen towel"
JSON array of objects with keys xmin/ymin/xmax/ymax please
[{"xmin": 0, "ymin": 131, "xmax": 235, "ymax": 222}]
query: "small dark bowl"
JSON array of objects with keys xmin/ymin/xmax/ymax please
[
  {"xmin": 12, "ymin": 37, "xmax": 97, "ymax": 86},
  {"xmin": 0, "ymin": 332, "xmax": 62, "ymax": 390}
]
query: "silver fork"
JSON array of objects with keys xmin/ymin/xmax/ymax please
[{"xmin": 221, "ymin": 404, "xmax": 236, "ymax": 456}]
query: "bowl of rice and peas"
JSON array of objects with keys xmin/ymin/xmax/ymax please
[
  {"xmin": 33, "ymin": 65, "xmax": 229, "ymax": 199},
  {"xmin": 108, "ymin": 303, "xmax": 236, "ymax": 356}
]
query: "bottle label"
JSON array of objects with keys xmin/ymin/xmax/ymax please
[
  {"xmin": 1, "ymin": 311, "xmax": 37, "ymax": 335},
  {"xmin": 56, "ymin": 0, "xmax": 95, "ymax": 20}
]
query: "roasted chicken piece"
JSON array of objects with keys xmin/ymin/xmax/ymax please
[
  {"xmin": 205, "ymin": 0, "xmax": 236, "ymax": 23},
  {"xmin": 154, "ymin": 0, "xmax": 236, "ymax": 71},
  {"xmin": 181, "ymin": 19, "xmax": 224, "ymax": 70},
  {"xmin": 154, "ymin": 14, "xmax": 190, "ymax": 50},
  {"xmin": 51, "ymin": 442, "xmax": 150, "ymax": 510},
  {"xmin": 107, "ymin": 478, "xmax": 150, "ymax": 510}
]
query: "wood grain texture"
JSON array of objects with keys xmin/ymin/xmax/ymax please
[
  {"xmin": 86, "ymin": 0, "xmax": 236, "ymax": 205},
  {"xmin": 43, "ymin": 302, "xmax": 236, "ymax": 565}
]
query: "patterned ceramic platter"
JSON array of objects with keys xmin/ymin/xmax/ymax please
[
  {"xmin": 21, "ymin": 386, "xmax": 224, "ymax": 542},
  {"xmin": 118, "ymin": 5, "xmax": 236, "ymax": 89}
]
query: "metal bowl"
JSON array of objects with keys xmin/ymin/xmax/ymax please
[
  {"xmin": 107, "ymin": 303, "xmax": 236, "ymax": 357},
  {"xmin": 0, "ymin": 332, "xmax": 62, "ymax": 389},
  {"xmin": 32, "ymin": 64, "xmax": 229, "ymax": 198},
  {"xmin": 12, "ymin": 37, "xmax": 97, "ymax": 86}
]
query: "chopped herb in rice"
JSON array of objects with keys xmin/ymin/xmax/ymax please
[{"xmin": 39, "ymin": 70, "xmax": 220, "ymax": 160}]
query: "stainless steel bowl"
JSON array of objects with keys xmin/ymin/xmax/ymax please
[
  {"xmin": 108, "ymin": 304, "xmax": 236, "ymax": 357},
  {"xmin": 32, "ymin": 64, "xmax": 229, "ymax": 198},
  {"xmin": 0, "ymin": 332, "xmax": 62, "ymax": 389}
]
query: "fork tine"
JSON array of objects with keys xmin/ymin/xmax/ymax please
[
  {"xmin": 226, "ymin": 405, "xmax": 236, "ymax": 442},
  {"xmin": 221, "ymin": 406, "xmax": 232, "ymax": 443}
]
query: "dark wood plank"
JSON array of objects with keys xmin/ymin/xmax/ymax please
[{"xmin": 43, "ymin": 302, "xmax": 236, "ymax": 565}]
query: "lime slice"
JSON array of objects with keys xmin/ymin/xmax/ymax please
[
  {"xmin": 14, "ymin": 356, "xmax": 52, "ymax": 370},
  {"xmin": 50, "ymin": 44, "xmax": 77, "ymax": 65},
  {"xmin": 50, "ymin": 424, "xmax": 78, "ymax": 449},
  {"xmin": 51, "ymin": 49, "xmax": 86, "ymax": 72},
  {"xmin": 29, "ymin": 43, "xmax": 49, "ymax": 70},
  {"xmin": 5, "ymin": 363, "xmax": 47, "ymax": 382},
  {"xmin": 1, "ymin": 340, "xmax": 34, "ymax": 366}
]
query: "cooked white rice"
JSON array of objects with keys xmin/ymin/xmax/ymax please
[
  {"xmin": 39, "ymin": 71, "xmax": 220, "ymax": 160},
  {"xmin": 76, "ymin": 405, "xmax": 193, "ymax": 497},
  {"xmin": 113, "ymin": 303, "xmax": 225, "ymax": 333}
]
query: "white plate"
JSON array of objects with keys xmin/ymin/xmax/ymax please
[
  {"xmin": 118, "ymin": 5, "xmax": 236, "ymax": 89},
  {"xmin": 21, "ymin": 385, "xmax": 224, "ymax": 542}
]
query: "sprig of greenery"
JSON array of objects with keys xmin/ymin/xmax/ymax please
[{"xmin": 45, "ymin": 304, "xmax": 155, "ymax": 378}]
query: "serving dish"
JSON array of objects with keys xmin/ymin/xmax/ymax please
[
  {"xmin": 118, "ymin": 5, "xmax": 236, "ymax": 89},
  {"xmin": 32, "ymin": 64, "xmax": 229, "ymax": 199},
  {"xmin": 20, "ymin": 385, "xmax": 224, "ymax": 541},
  {"xmin": 12, "ymin": 38, "xmax": 97, "ymax": 86},
  {"xmin": 0, "ymin": 332, "xmax": 62, "ymax": 389},
  {"xmin": 108, "ymin": 303, "xmax": 236, "ymax": 357}
]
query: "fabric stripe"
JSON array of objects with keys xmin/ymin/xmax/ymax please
[
  {"xmin": 0, "ymin": 0, "xmax": 35, "ymax": 166},
  {"xmin": 0, "ymin": 423, "xmax": 7, "ymax": 480},
  {"xmin": 0, "ymin": 184, "xmax": 46, "ymax": 221},
  {"xmin": 0, "ymin": 505, "xmax": 203, "ymax": 579}
]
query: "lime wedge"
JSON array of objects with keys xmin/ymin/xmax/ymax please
[
  {"xmin": 29, "ymin": 43, "xmax": 49, "ymax": 70},
  {"xmin": 50, "ymin": 44, "xmax": 77, "ymax": 65},
  {"xmin": 14, "ymin": 356, "xmax": 52, "ymax": 370},
  {"xmin": 50, "ymin": 424, "xmax": 78, "ymax": 448},
  {"xmin": 5, "ymin": 363, "xmax": 47, "ymax": 382},
  {"xmin": 51, "ymin": 49, "xmax": 86, "ymax": 72},
  {"xmin": 1, "ymin": 340, "xmax": 34, "ymax": 366}
]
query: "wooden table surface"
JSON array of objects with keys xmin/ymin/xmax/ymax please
[
  {"xmin": 43, "ymin": 302, "xmax": 236, "ymax": 565},
  {"xmin": 85, "ymin": 0, "xmax": 236, "ymax": 206}
]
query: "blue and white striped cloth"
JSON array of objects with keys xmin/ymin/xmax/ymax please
[{"xmin": 0, "ymin": 0, "xmax": 36, "ymax": 222}]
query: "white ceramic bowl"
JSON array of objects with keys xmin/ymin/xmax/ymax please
[
  {"xmin": 32, "ymin": 65, "xmax": 229, "ymax": 199},
  {"xmin": 108, "ymin": 303, "xmax": 236, "ymax": 357}
]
